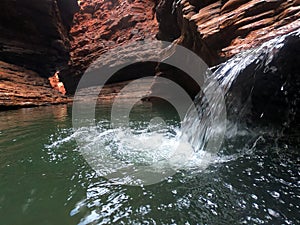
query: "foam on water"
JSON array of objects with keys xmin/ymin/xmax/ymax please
[
  {"xmin": 81, "ymin": 123, "xmax": 216, "ymax": 170},
  {"xmin": 47, "ymin": 119, "xmax": 228, "ymax": 185},
  {"xmin": 48, "ymin": 30, "xmax": 300, "ymax": 185}
]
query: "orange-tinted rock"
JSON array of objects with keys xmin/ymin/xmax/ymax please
[
  {"xmin": 0, "ymin": 0, "xmax": 78, "ymax": 109},
  {"xmin": 1, "ymin": 0, "xmax": 299, "ymax": 109},
  {"xmin": 0, "ymin": 61, "xmax": 70, "ymax": 109},
  {"xmin": 49, "ymin": 72, "xmax": 66, "ymax": 95}
]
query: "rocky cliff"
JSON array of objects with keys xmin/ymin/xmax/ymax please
[
  {"xmin": 59, "ymin": 0, "xmax": 159, "ymax": 93},
  {"xmin": 58, "ymin": 0, "xmax": 299, "ymax": 95},
  {"xmin": 151, "ymin": 0, "xmax": 300, "ymax": 129},
  {"xmin": 0, "ymin": 0, "xmax": 78, "ymax": 108},
  {"xmin": 156, "ymin": 0, "xmax": 300, "ymax": 65},
  {"xmin": 0, "ymin": 61, "xmax": 69, "ymax": 108},
  {"xmin": 1, "ymin": 0, "xmax": 299, "ymax": 113}
]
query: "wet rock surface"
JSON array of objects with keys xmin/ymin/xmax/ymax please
[
  {"xmin": 151, "ymin": 0, "xmax": 300, "ymax": 129},
  {"xmin": 157, "ymin": 0, "xmax": 300, "ymax": 66},
  {"xmin": 221, "ymin": 31, "xmax": 300, "ymax": 130}
]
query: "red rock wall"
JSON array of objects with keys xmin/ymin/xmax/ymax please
[
  {"xmin": 60, "ymin": 0, "xmax": 159, "ymax": 93},
  {"xmin": 148, "ymin": 0, "xmax": 300, "ymax": 115},
  {"xmin": 1, "ymin": 0, "xmax": 299, "ymax": 108},
  {"xmin": 0, "ymin": 0, "xmax": 78, "ymax": 108},
  {"xmin": 61, "ymin": 0, "xmax": 299, "ymax": 94},
  {"xmin": 157, "ymin": 0, "xmax": 300, "ymax": 66},
  {"xmin": 152, "ymin": 0, "xmax": 300, "ymax": 108},
  {"xmin": 0, "ymin": 61, "xmax": 69, "ymax": 108}
]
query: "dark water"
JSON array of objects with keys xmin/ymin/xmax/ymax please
[{"xmin": 0, "ymin": 104, "xmax": 299, "ymax": 225}]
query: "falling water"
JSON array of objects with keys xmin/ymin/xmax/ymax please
[
  {"xmin": 0, "ymin": 30, "xmax": 298, "ymax": 225},
  {"xmin": 43, "ymin": 30, "xmax": 300, "ymax": 186},
  {"xmin": 181, "ymin": 29, "xmax": 300, "ymax": 153}
]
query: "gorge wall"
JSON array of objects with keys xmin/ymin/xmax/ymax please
[
  {"xmin": 0, "ymin": 0, "xmax": 299, "ymax": 114},
  {"xmin": 0, "ymin": 0, "xmax": 78, "ymax": 108},
  {"xmin": 149, "ymin": 0, "xmax": 300, "ymax": 126},
  {"xmin": 57, "ymin": 0, "xmax": 300, "ymax": 96},
  {"xmin": 59, "ymin": 0, "xmax": 159, "ymax": 93},
  {"xmin": 152, "ymin": 0, "xmax": 300, "ymax": 94},
  {"xmin": 156, "ymin": 0, "xmax": 300, "ymax": 65}
]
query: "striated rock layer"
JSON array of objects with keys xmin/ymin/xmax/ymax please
[
  {"xmin": 157, "ymin": 0, "xmax": 300, "ymax": 65},
  {"xmin": 151, "ymin": 0, "xmax": 300, "ymax": 129},
  {"xmin": 1, "ymin": 0, "xmax": 299, "ymax": 112},
  {"xmin": 0, "ymin": 0, "xmax": 78, "ymax": 108},
  {"xmin": 0, "ymin": 0, "xmax": 79, "ymax": 76},
  {"xmin": 60, "ymin": 0, "xmax": 159, "ymax": 94},
  {"xmin": 0, "ymin": 61, "xmax": 70, "ymax": 109},
  {"xmin": 62, "ymin": 0, "xmax": 299, "ymax": 95},
  {"xmin": 152, "ymin": 0, "xmax": 300, "ymax": 98}
]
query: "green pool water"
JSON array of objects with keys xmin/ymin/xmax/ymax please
[{"xmin": 0, "ymin": 104, "xmax": 299, "ymax": 225}]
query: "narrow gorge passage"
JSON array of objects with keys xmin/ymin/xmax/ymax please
[{"xmin": 0, "ymin": 0, "xmax": 299, "ymax": 224}]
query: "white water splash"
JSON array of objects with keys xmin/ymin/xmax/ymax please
[
  {"xmin": 47, "ymin": 30, "xmax": 299, "ymax": 185},
  {"xmin": 181, "ymin": 30, "xmax": 300, "ymax": 154}
]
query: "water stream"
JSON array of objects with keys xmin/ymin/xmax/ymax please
[
  {"xmin": 0, "ymin": 31, "xmax": 299, "ymax": 224},
  {"xmin": 0, "ymin": 104, "xmax": 299, "ymax": 224},
  {"xmin": 182, "ymin": 29, "xmax": 300, "ymax": 154}
]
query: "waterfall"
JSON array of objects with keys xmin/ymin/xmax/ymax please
[
  {"xmin": 181, "ymin": 29, "xmax": 300, "ymax": 153},
  {"xmin": 67, "ymin": 30, "xmax": 299, "ymax": 185}
]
